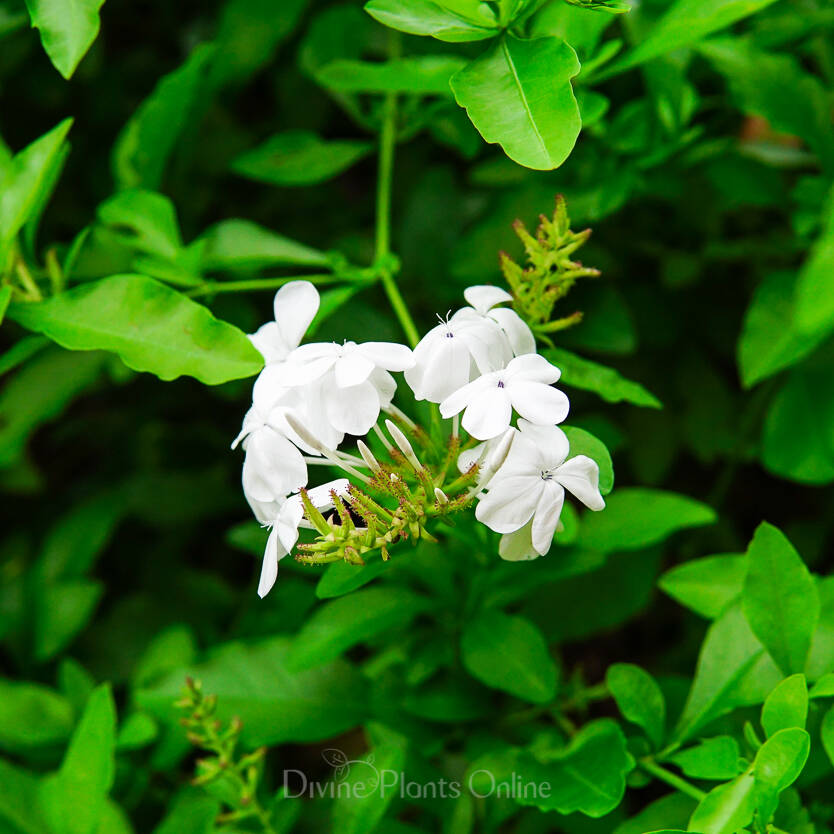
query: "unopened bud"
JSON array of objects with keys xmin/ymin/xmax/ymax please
[
  {"xmin": 357, "ymin": 439, "xmax": 382, "ymax": 473},
  {"xmin": 385, "ymin": 419, "xmax": 423, "ymax": 471},
  {"xmin": 434, "ymin": 487, "xmax": 449, "ymax": 505},
  {"xmin": 284, "ymin": 412, "xmax": 326, "ymax": 454}
]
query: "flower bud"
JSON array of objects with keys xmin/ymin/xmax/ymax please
[
  {"xmin": 284, "ymin": 412, "xmax": 326, "ymax": 454},
  {"xmin": 434, "ymin": 487, "xmax": 449, "ymax": 505},
  {"xmin": 357, "ymin": 439, "xmax": 382, "ymax": 473},
  {"xmin": 385, "ymin": 419, "xmax": 423, "ymax": 471}
]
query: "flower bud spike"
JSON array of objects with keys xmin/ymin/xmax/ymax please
[
  {"xmin": 385, "ymin": 419, "xmax": 423, "ymax": 471},
  {"xmin": 357, "ymin": 439, "xmax": 382, "ymax": 473},
  {"xmin": 384, "ymin": 403, "xmax": 417, "ymax": 430},
  {"xmin": 284, "ymin": 412, "xmax": 326, "ymax": 455},
  {"xmin": 434, "ymin": 487, "xmax": 449, "ymax": 505},
  {"xmin": 299, "ymin": 488, "xmax": 331, "ymax": 537},
  {"xmin": 372, "ymin": 421, "xmax": 394, "ymax": 452}
]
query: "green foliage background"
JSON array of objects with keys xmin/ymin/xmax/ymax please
[{"xmin": 1, "ymin": 0, "xmax": 834, "ymax": 832}]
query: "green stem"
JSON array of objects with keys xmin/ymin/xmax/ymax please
[
  {"xmin": 188, "ymin": 273, "xmax": 346, "ymax": 298},
  {"xmin": 374, "ymin": 39, "xmax": 420, "ymax": 349},
  {"xmin": 639, "ymin": 758, "xmax": 706, "ymax": 801}
]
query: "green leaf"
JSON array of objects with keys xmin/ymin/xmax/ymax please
[
  {"xmin": 810, "ymin": 672, "xmax": 834, "ymax": 699},
  {"xmin": 24, "ymin": 0, "xmax": 106, "ymax": 79},
  {"xmin": 573, "ymin": 488, "xmax": 716, "ymax": 554},
  {"xmin": 364, "ymin": 0, "xmax": 499, "ymax": 42},
  {"xmin": 316, "ymin": 558, "xmax": 393, "ymax": 599},
  {"xmin": 39, "ymin": 684, "xmax": 117, "ymax": 834},
  {"xmin": 562, "ymin": 426, "xmax": 614, "ymax": 495},
  {"xmin": 742, "ymin": 522, "xmax": 820, "ymax": 675},
  {"xmin": 0, "ymin": 679, "xmax": 73, "ymax": 753},
  {"xmin": 0, "ymin": 284, "xmax": 11, "ymax": 325},
  {"xmin": 603, "ymin": 0, "xmax": 779, "ymax": 77},
  {"xmin": 687, "ymin": 769, "xmax": 756, "ymax": 834},
  {"xmin": 753, "ymin": 728, "xmax": 810, "ymax": 823},
  {"xmin": 738, "ymin": 271, "xmax": 828, "ymax": 388},
  {"xmin": 198, "ymin": 219, "xmax": 330, "ymax": 272},
  {"xmin": 0, "ymin": 756, "xmax": 50, "ymax": 834},
  {"xmin": 545, "ymin": 347, "xmax": 661, "ymax": 408},
  {"xmin": 760, "ymin": 674, "xmax": 808, "ymax": 738},
  {"xmin": 674, "ymin": 604, "xmax": 781, "ymax": 745},
  {"xmin": 821, "ymin": 705, "xmax": 834, "ymax": 768},
  {"xmin": 288, "ymin": 587, "xmax": 430, "ymax": 670},
  {"xmin": 34, "ymin": 580, "xmax": 104, "ymax": 661},
  {"xmin": 9, "ymin": 274, "xmax": 264, "ymax": 385},
  {"xmin": 606, "ymin": 663, "xmax": 665, "ymax": 748},
  {"xmin": 514, "ymin": 719, "xmax": 634, "ymax": 816},
  {"xmin": 232, "ymin": 131, "xmax": 373, "ymax": 187},
  {"xmin": 613, "ymin": 793, "xmax": 697, "ymax": 834},
  {"xmin": 151, "ymin": 791, "xmax": 220, "ymax": 834},
  {"xmin": 450, "ymin": 34, "xmax": 580, "ymax": 171},
  {"xmin": 112, "ymin": 44, "xmax": 214, "ymax": 191},
  {"xmin": 669, "ymin": 736, "xmax": 741, "ymax": 781},
  {"xmin": 0, "ymin": 119, "xmax": 72, "ymax": 269},
  {"xmin": 316, "ymin": 56, "xmax": 466, "ymax": 94},
  {"xmin": 137, "ymin": 637, "xmax": 367, "ymax": 746},
  {"xmin": 794, "ymin": 192, "xmax": 834, "ymax": 337},
  {"xmin": 461, "ymin": 609, "xmax": 557, "ymax": 704},
  {"xmin": 659, "ymin": 554, "xmax": 746, "ymax": 620},
  {"xmin": 96, "ymin": 189, "xmax": 182, "ymax": 259},
  {"xmin": 115, "ymin": 712, "xmax": 158, "ymax": 751}
]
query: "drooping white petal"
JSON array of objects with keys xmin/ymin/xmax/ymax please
[
  {"xmin": 306, "ymin": 477, "xmax": 351, "ymax": 505},
  {"xmin": 358, "ymin": 341, "xmax": 415, "ymax": 371},
  {"xmin": 461, "ymin": 385, "xmax": 513, "ymax": 440},
  {"xmin": 510, "ymin": 382, "xmax": 570, "ymax": 425},
  {"xmin": 273, "ymin": 281, "xmax": 320, "ymax": 353},
  {"xmin": 247, "ymin": 494, "xmax": 282, "ymax": 526},
  {"xmin": 370, "ymin": 368, "xmax": 397, "ymax": 408},
  {"xmin": 325, "ymin": 380, "xmax": 380, "ymax": 435},
  {"xmin": 463, "ymin": 285, "xmax": 512, "ymax": 315},
  {"xmin": 516, "ymin": 420, "xmax": 569, "ymax": 469},
  {"xmin": 252, "ymin": 363, "xmax": 294, "ymax": 414},
  {"xmin": 275, "ymin": 498, "xmax": 305, "ymax": 553},
  {"xmin": 413, "ymin": 332, "xmax": 473, "ymax": 402},
  {"xmin": 439, "ymin": 372, "xmax": 495, "ymax": 419},
  {"xmin": 506, "ymin": 353, "xmax": 561, "ymax": 384},
  {"xmin": 475, "ymin": 474, "xmax": 542, "ymax": 533},
  {"xmin": 275, "ymin": 354, "xmax": 337, "ymax": 386},
  {"xmin": 489, "ymin": 307, "xmax": 536, "ymax": 356},
  {"xmin": 499, "ymin": 520, "xmax": 541, "ymax": 561},
  {"xmin": 241, "ymin": 428, "xmax": 307, "ymax": 502},
  {"xmin": 531, "ymin": 479, "xmax": 565, "ymax": 555},
  {"xmin": 554, "ymin": 455, "xmax": 605, "ymax": 511},
  {"xmin": 258, "ymin": 525, "xmax": 287, "ymax": 598},
  {"xmin": 457, "ymin": 442, "xmax": 487, "ymax": 474},
  {"xmin": 249, "ymin": 322, "xmax": 289, "ymax": 364},
  {"xmin": 335, "ymin": 350, "xmax": 376, "ymax": 388}
]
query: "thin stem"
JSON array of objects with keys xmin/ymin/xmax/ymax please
[
  {"xmin": 374, "ymin": 35, "xmax": 420, "ymax": 349},
  {"xmin": 187, "ymin": 273, "xmax": 343, "ymax": 298},
  {"xmin": 638, "ymin": 758, "xmax": 706, "ymax": 801}
]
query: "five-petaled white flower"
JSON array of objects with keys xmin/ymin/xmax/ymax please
[
  {"xmin": 258, "ymin": 479, "xmax": 351, "ymax": 598},
  {"xmin": 439, "ymin": 353, "xmax": 569, "ymax": 440},
  {"xmin": 463, "ymin": 285, "xmax": 535, "ymax": 357},
  {"xmin": 475, "ymin": 421, "xmax": 604, "ymax": 559},
  {"xmin": 249, "ymin": 281, "xmax": 320, "ymax": 363}
]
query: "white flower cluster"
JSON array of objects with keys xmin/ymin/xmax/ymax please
[{"xmin": 236, "ymin": 281, "xmax": 605, "ymax": 597}]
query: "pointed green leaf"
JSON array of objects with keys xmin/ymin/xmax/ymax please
[
  {"xmin": 606, "ymin": 663, "xmax": 665, "ymax": 748},
  {"xmin": 659, "ymin": 554, "xmax": 746, "ymax": 620},
  {"xmin": 742, "ymin": 522, "xmax": 820, "ymax": 675},
  {"xmin": 0, "ymin": 285, "xmax": 11, "ymax": 325},
  {"xmin": 821, "ymin": 705, "xmax": 834, "ymax": 768},
  {"xmin": 315, "ymin": 56, "xmax": 466, "ymax": 94},
  {"xmin": 794, "ymin": 192, "xmax": 834, "ymax": 337},
  {"xmin": 761, "ymin": 674, "xmax": 808, "ymax": 738},
  {"xmin": 24, "ymin": 0, "xmax": 106, "ymax": 79},
  {"xmin": 364, "ymin": 0, "xmax": 499, "ymax": 42},
  {"xmin": 8, "ymin": 274, "xmax": 263, "ymax": 384},
  {"xmin": 687, "ymin": 770, "xmax": 756, "ymax": 834},
  {"xmin": 562, "ymin": 426, "xmax": 614, "ymax": 495},
  {"xmin": 753, "ymin": 728, "xmax": 810, "ymax": 823},
  {"xmin": 669, "ymin": 736, "xmax": 741, "ymax": 781},
  {"xmin": 450, "ymin": 34, "xmax": 580, "ymax": 170}
]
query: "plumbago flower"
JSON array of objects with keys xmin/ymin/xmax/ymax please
[{"xmin": 234, "ymin": 255, "xmax": 609, "ymax": 596}]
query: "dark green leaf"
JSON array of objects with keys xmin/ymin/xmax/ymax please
[
  {"xmin": 24, "ymin": 0, "xmax": 105, "ymax": 79},
  {"xmin": 316, "ymin": 558, "xmax": 393, "ymax": 599},
  {"xmin": 316, "ymin": 56, "xmax": 466, "ymax": 94},
  {"xmin": 0, "ymin": 679, "xmax": 73, "ymax": 753},
  {"xmin": 562, "ymin": 426, "xmax": 614, "ymax": 495},
  {"xmin": 794, "ymin": 192, "xmax": 834, "ymax": 337},
  {"xmin": 606, "ymin": 663, "xmax": 665, "ymax": 747}
]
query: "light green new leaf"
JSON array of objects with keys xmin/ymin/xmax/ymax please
[
  {"xmin": 742, "ymin": 522, "xmax": 820, "ymax": 675},
  {"xmin": 25, "ymin": 0, "xmax": 106, "ymax": 79},
  {"xmin": 669, "ymin": 736, "xmax": 741, "ymax": 781},
  {"xmin": 112, "ymin": 44, "xmax": 214, "ymax": 191},
  {"xmin": 9, "ymin": 274, "xmax": 264, "ymax": 385},
  {"xmin": 316, "ymin": 56, "xmax": 466, "ymax": 94},
  {"xmin": 462, "ymin": 609, "xmax": 558, "ymax": 703},
  {"xmin": 562, "ymin": 426, "xmax": 613, "ymax": 495},
  {"xmin": 364, "ymin": 0, "xmax": 499, "ymax": 42},
  {"xmin": 606, "ymin": 663, "xmax": 665, "ymax": 747},
  {"xmin": 573, "ymin": 488, "xmax": 716, "ymax": 554},
  {"xmin": 687, "ymin": 769, "xmax": 756, "ymax": 834},
  {"xmin": 198, "ymin": 219, "xmax": 330, "ymax": 271},
  {"xmin": 603, "ymin": 0, "xmax": 779, "ymax": 77},
  {"xmin": 761, "ymin": 674, "xmax": 808, "ymax": 738},
  {"xmin": 794, "ymin": 193, "xmax": 834, "ymax": 338},
  {"xmin": 0, "ymin": 679, "xmax": 74, "ymax": 753},
  {"xmin": 232, "ymin": 131, "xmax": 373, "ymax": 187},
  {"xmin": 0, "ymin": 119, "xmax": 72, "ymax": 269},
  {"xmin": 810, "ymin": 672, "xmax": 834, "ymax": 699},
  {"xmin": 137, "ymin": 637, "xmax": 367, "ymax": 746},
  {"xmin": 39, "ymin": 684, "xmax": 117, "ymax": 834},
  {"xmin": 450, "ymin": 34, "xmax": 581, "ymax": 170},
  {"xmin": 515, "ymin": 719, "xmax": 634, "ymax": 816},
  {"xmin": 659, "ymin": 554, "xmax": 746, "ymax": 620},
  {"xmin": 738, "ymin": 271, "xmax": 828, "ymax": 388},
  {"xmin": 674, "ymin": 604, "xmax": 781, "ymax": 744},
  {"xmin": 546, "ymin": 346, "xmax": 661, "ymax": 408},
  {"xmin": 287, "ymin": 587, "xmax": 430, "ymax": 670},
  {"xmin": 753, "ymin": 728, "xmax": 810, "ymax": 823}
]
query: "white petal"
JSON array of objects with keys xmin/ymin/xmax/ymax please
[
  {"xmin": 489, "ymin": 307, "xmax": 536, "ymax": 356},
  {"xmin": 273, "ymin": 281, "xmax": 320, "ymax": 352},
  {"xmin": 438, "ymin": 373, "xmax": 493, "ymax": 419},
  {"xmin": 517, "ymin": 420, "xmax": 570, "ymax": 469},
  {"xmin": 475, "ymin": 474, "xmax": 542, "ymax": 533},
  {"xmin": 554, "ymin": 455, "xmax": 605, "ymax": 511},
  {"xmin": 252, "ymin": 363, "xmax": 293, "ymax": 413},
  {"xmin": 417, "ymin": 335, "xmax": 476, "ymax": 403},
  {"xmin": 249, "ymin": 322, "xmax": 290, "ymax": 364},
  {"xmin": 257, "ymin": 526, "xmax": 286, "ymax": 598},
  {"xmin": 275, "ymin": 498, "xmax": 305, "ymax": 553},
  {"xmin": 510, "ymin": 382, "xmax": 570, "ymax": 425},
  {"xmin": 335, "ymin": 351, "xmax": 375, "ymax": 387},
  {"xmin": 499, "ymin": 521, "xmax": 541, "ymax": 561},
  {"xmin": 531, "ymin": 480, "xmax": 565, "ymax": 555},
  {"xmin": 276, "ymin": 355, "xmax": 336, "ymax": 386},
  {"xmin": 463, "ymin": 285, "xmax": 512, "ymax": 314},
  {"xmin": 461, "ymin": 386, "xmax": 513, "ymax": 440},
  {"xmin": 307, "ymin": 477, "xmax": 351, "ymax": 505},
  {"xmin": 325, "ymin": 380, "xmax": 380, "ymax": 435},
  {"xmin": 247, "ymin": 495, "xmax": 282, "ymax": 526},
  {"xmin": 358, "ymin": 342, "xmax": 415, "ymax": 371},
  {"xmin": 458, "ymin": 442, "xmax": 487, "ymax": 474},
  {"xmin": 369, "ymin": 368, "xmax": 397, "ymax": 408},
  {"xmin": 506, "ymin": 353, "xmax": 561, "ymax": 384},
  {"xmin": 242, "ymin": 428, "xmax": 307, "ymax": 501}
]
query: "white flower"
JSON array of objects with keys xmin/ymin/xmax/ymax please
[
  {"xmin": 463, "ymin": 285, "xmax": 535, "ymax": 357},
  {"xmin": 274, "ymin": 340, "xmax": 413, "ymax": 436},
  {"xmin": 475, "ymin": 421, "xmax": 604, "ymax": 558},
  {"xmin": 249, "ymin": 281, "xmax": 320, "ymax": 363},
  {"xmin": 258, "ymin": 479, "xmax": 351, "ymax": 598},
  {"xmin": 439, "ymin": 354, "xmax": 569, "ymax": 440}
]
